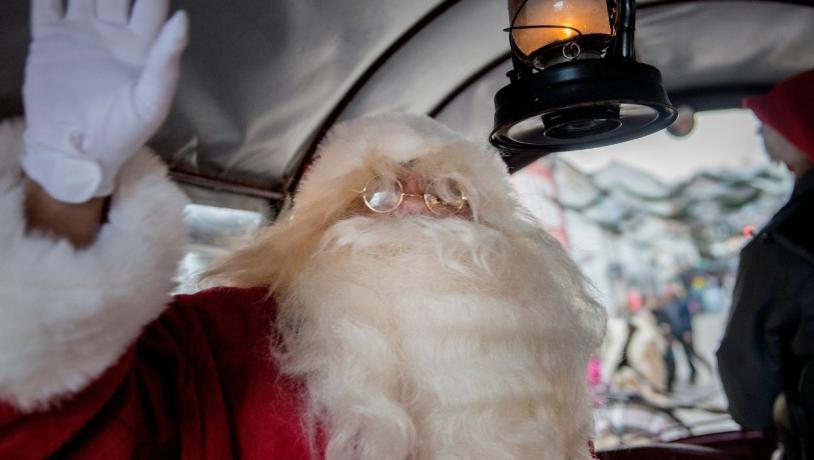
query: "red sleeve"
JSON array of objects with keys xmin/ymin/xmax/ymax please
[
  {"xmin": 0, "ymin": 347, "xmax": 137, "ymax": 459},
  {"xmin": 0, "ymin": 287, "xmax": 311, "ymax": 459}
]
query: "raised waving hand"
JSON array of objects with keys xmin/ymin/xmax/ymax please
[{"xmin": 21, "ymin": 0, "xmax": 188, "ymax": 203}]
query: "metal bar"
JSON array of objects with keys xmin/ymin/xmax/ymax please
[{"xmin": 169, "ymin": 170, "xmax": 285, "ymax": 200}]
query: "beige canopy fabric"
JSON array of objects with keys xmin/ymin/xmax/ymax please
[{"xmin": 1, "ymin": 0, "xmax": 813, "ymax": 209}]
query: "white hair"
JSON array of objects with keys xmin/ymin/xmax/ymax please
[{"xmin": 206, "ymin": 113, "xmax": 606, "ymax": 459}]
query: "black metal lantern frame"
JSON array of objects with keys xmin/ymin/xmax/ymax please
[{"xmin": 491, "ymin": 0, "xmax": 677, "ymax": 166}]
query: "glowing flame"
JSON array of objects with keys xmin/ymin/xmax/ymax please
[
  {"xmin": 508, "ymin": 0, "xmax": 611, "ymax": 56},
  {"xmin": 561, "ymin": 23, "xmax": 575, "ymax": 39}
]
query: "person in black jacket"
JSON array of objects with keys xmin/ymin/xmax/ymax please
[{"xmin": 717, "ymin": 68, "xmax": 814, "ymax": 457}]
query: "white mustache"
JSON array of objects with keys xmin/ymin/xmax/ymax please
[{"xmin": 318, "ymin": 215, "xmax": 511, "ymax": 278}]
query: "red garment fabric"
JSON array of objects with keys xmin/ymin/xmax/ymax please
[
  {"xmin": 0, "ymin": 286, "xmax": 600, "ymax": 459},
  {"xmin": 0, "ymin": 287, "xmax": 312, "ymax": 459},
  {"xmin": 743, "ymin": 68, "xmax": 814, "ymax": 161}
]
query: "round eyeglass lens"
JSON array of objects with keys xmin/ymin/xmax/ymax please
[
  {"xmin": 363, "ymin": 175, "xmax": 403, "ymax": 213},
  {"xmin": 425, "ymin": 178, "xmax": 466, "ymax": 215}
]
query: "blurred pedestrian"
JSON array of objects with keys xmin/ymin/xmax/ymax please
[{"xmin": 654, "ymin": 283, "xmax": 711, "ymax": 390}]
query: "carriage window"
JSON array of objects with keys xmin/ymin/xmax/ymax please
[
  {"xmin": 512, "ymin": 109, "xmax": 793, "ymax": 447},
  {"xmin": 175, "ymin": 204, "xmax": 265, "ymax": 293}
]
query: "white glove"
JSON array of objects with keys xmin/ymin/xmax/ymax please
[{"xmin": 21, "ymin": 0, "xmax": 189, "ymax": 203}]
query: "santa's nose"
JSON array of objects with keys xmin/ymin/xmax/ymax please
[{"xmin": 397, "ymin": 172, "xmax": 427, "ymax": 214}]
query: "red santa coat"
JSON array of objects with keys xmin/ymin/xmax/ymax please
[
  {"xmin": 0, "ymin": 286, "xmax": 314, "ymax": 459},
  {"xmin": 0, "ymin": 119, "xmax": 598, "ymax": 459}
]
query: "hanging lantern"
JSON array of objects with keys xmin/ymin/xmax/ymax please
[{"xmin": 491, "ymin": 0, "xmax": 677, "ymax": 164}]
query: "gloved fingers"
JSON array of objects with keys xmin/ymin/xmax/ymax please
[
  {"xmin": 133, "ymin": 10, "xmax": 188, "ymax": 122},
  {"xmin": 129, "ymin": 0, "xmax": 169, "ymax": 41},
  {"xmin": 97, "ymin": 0, "xmax": 131, "ymax": 25},
  {"xmin": 65, "ymin": 0, "xmax": 96, "ymax": 21},
  {"xmin": 31, "ymin": 0, "xmax": 63, "ymax": 36}
]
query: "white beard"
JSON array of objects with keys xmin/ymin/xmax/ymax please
[{"xmin": 274, "ymin": 215, "xmax": 602, "ymax": 460}]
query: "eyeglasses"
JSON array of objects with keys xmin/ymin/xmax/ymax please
[{"xmin": 361, "ymin": 175, "xmax": 468, "ymax": 215}]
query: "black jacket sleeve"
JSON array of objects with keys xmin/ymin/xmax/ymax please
[{"xmin": 717, "ymin": 236, "xmax": 787, "ymax": 430}]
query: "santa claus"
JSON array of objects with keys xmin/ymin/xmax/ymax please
[{"xmin": 0, "ymin": 1, "xmax": 605, "ymax": 459}]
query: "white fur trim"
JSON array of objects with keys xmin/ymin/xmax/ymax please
[{"xmin": 0, "ymin": 118, "xmax": 189, "ymax": 412}]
